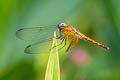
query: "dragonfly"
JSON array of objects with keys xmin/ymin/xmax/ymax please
[{"xmin": 16, "ymin": 23, "xmax": 109, "ymax": 54}]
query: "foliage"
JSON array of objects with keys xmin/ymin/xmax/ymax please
[{"xmin": 0, "ymin": 0, "xmax": 120, "ymax": 80}]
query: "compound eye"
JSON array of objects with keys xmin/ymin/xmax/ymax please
[
  {"xmin": 58, "ymin": 23, "xmax": 67, "ymax": 29},
  {"xmin": 61, "ymin": 23, "xmax": 66, "ymax": 26}
]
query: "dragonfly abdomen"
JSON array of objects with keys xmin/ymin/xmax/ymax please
[{"xmin": 77, "ymin": 32, "xmax": 109, "ymax": 50}]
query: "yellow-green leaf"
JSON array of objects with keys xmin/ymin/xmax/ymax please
[{"xmin": 45, "ymin": 32, "xmax": 60, "ymax": 80}]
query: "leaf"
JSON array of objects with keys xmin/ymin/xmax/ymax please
[{"xmin": 45, "ymin": 32, "xmax": 60, "ymax": 80}]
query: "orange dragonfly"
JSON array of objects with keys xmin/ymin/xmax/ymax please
[{"xmin": 16, "ymin": 23, "xmax": 109, "ymax": 54}]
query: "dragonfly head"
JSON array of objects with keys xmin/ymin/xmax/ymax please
[{"xmin": 58, "ymin": 23, "xmax": 67, "ymax": 32}]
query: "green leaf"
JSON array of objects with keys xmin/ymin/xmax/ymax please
[{"xmin": 45, "ymin": 32, "xmax": 60, "ymax": 80}]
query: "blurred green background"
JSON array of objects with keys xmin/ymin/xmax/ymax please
[{"xmin": 0, "ymin": 0, "xmax": 120, "ymax": 80}]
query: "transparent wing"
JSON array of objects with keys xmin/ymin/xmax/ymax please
[
  {"xmin": 24, "ymin": 38, "xmax": 53, "ymax": 54},
  {"xmin": 24, "ymin": 37, "xmax": 70, "ymax": 54},
  {"xmin": 16, "ymin": 26, "xmax": 58, "ymax": 42}
]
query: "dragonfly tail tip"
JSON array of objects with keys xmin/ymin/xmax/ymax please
[{"xmin": 105, "ymin": 46, "xmax": 110, "ymax": 51}]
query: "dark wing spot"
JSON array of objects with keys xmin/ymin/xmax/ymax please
[
  {"xmin": 18, "ymin": 28, "xmax": 24, "ymax": 31},
  {"xmin": 26, "ymin": 45, "xmax": 31, "ymax": 48},
  {"xmin": 24, "ymin": 45, "xmax": 31, "ymax": 54},
  {"xmin": 16, "ymin": 28, "xmax": 24, "ymax": 38}
]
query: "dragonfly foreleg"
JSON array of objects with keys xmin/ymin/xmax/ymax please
[
  {"xmin": 51, "ymin": 37, "xmax": 65, "ymax": 50},
  {"xmin": 58, "ymin": 38, "xmax": 67, "ymax": 51},
  {"xmin": 65, "ymin": 39, "xmax": 74, "ymax": 52}
]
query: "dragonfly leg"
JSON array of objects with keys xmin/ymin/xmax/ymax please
[
  {"xmin": 56, "ymin": 35, "xmax": 64, "ymax": 40},
  {"xmin": 51, "ymin": 37, "xmax": 65, "ymax": 49},
  {"xmin": 58, "ymin": 38, "xmax": 67, "ymax": 51},
  {"xmin": 65, "ymin": 39, "xmax": 74, "ymax": 52}
]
